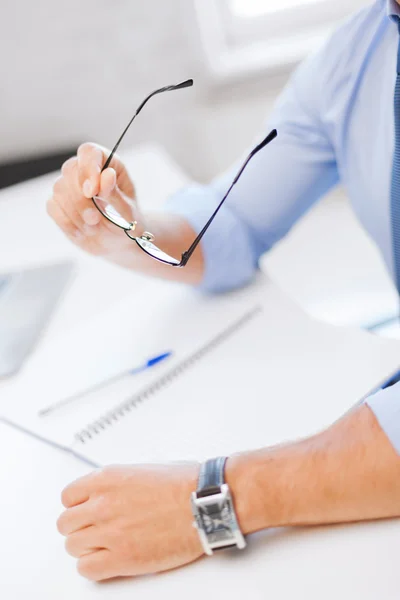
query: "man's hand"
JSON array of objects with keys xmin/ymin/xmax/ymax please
[
  {"xmin": 57, "ymin": 463, "xmax": 203, "ymax": 582},
  {"xmin": 56, "ymin": 406, "xmax": 400, "ymax": 583},
  {"xmin": 46, "ymin": 142, "xmax": 205, "ymax": 284},
  {"xmin": 47, "ymin": 143, "xmax": 147, "ymax": 258}
]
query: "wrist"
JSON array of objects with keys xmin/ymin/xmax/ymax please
[
  {"xmin": 225, "ymin": 449, "xmax": 293, "ymax": 535},
  {"xmin": 224, "ymin": 454, "xmax": 261, "ymax": 535}
]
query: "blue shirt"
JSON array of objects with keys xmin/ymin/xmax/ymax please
[{"xmin": 166, "ymin": 0, "xmax": 400, "ymax": 453}]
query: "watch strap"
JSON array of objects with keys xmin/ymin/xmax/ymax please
[{"xmin": 197, "ymin": 457, "xmax": 227, "ymax": 495}]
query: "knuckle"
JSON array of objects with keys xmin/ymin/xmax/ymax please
[
  {"xmin": 89, "ymin": 466, "xmax": 107, "ymax": 482},
  {"xmin": 77, "ymin": 142, "xmax": 96, "ymax": 157},
  {"xmin": 52, "ymin": 176, "xmax": 64, "ymax": 195},
  {"xmin": 77, "ymin": 144, "xmax": 103, "ymax": 188},
  {"xmin": 61, "ymin": 486, "xmax": 73, "ymax": 508},
  {"xmin": 59, "ymin": 213, "xmax": 78, "ymax": 237},
  {"xmin": 77, "ymin": 559, "xmax": 100, "ymax": 581},
  {"xmin": 74, "ymin": 194, "xmax": 94, "ymax": 215},
  {"xmin": 64, "ymin": 536, "xmax": 77, "ymax": 557},
  {"xmin": 110, "ymin": 151, "xmax": 121, "ymax": 165},
  {"xmin": 92, "ymin": 493, "xmax": 112, "ymax": 520},
  {"xmin": 77, "ymin": 560, "xmax": 91, "ymax": 579},
  {"xmin": 65, "ymin": 223, "xmax": 79, "ymax": 239},
  {"xmin": 56, "ymin": 512, "xmax": 68, "ymax": 535},
  {"xmin": 90, "ymin": 466, "xmax": 116, "ymax": 487},
  {"xmin": 61, "ymin": 157, "xmax": 78, "ymax": 177},
  {"xmin": 46, "ymin": 197, "xmax": 55, "ymax": 217},
  {"xmin": 101, "ymin": 465, "xmax": 120, "ymax": 479}
]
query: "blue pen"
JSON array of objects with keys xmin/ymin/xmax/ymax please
[{"xmin": 38, "ymin": 352, "xmax": 172, "ymax": 417}]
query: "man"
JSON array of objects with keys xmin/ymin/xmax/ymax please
[{"xmin": 50, "ymin": 0, "xmax": 400, "ymax": 583}]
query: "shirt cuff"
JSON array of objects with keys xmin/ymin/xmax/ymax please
[
  {"xmin": 164, "ymin": 185, "xmax": 257, "ymax": 293},
  {"xmin": 365, "ymin": 382, "xmax": 400, "ymax": 455}
]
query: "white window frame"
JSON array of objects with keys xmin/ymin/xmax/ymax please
[{"xmin": 195, "ymin": 0, "xmax": 366, "ymax": 82}]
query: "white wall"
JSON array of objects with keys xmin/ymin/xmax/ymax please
[
  {"xmin": 0, "ymin": 0, "xmax": 288, "ymax": 181},
  {"xmin": 3, "ymin": 1, "xmax": 394, "ymax": 330}
]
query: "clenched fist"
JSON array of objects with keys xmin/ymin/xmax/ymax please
[{"xmin": 57, "ymin": 463, "xmax": 204, "ymax": 581}]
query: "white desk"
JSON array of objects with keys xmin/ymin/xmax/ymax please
[
  {"xmin": 2, "ymin": 419, "xmax": 400, "ymax": 600},
  {"xmin": 0, "ymin": 146, "xmax": 399, "ymax": 599}
]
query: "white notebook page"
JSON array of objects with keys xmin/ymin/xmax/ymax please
[
  {"xmin": 72, "ymin": 303, "xmax": 400, "ymax": 467},
  {"xmin": 0, "ymin": 275, "xmax": 277, "ymax": 445},
  {"xmin": 2, "ymin": 273, "xmax": 399, "ymax": 461}
]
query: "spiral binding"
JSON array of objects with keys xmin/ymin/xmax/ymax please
[{"xmin": 73, "ymin": 305, "xmax": 262, "ymax": 445}]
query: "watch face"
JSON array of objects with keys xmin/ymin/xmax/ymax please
[
  {"xmin": 192, "ymin": 486, "xmax": 247, "ymax": 553},
  {"xmin": 199, "ymin": 500, "xmax": 234, "ymax": 543}
]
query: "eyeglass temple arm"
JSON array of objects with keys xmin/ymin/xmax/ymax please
[
  {"xmin": 101, "ymin": 79, "xmax": 194, "ymax": 172},
  {"xmin": 180, "ymin": 129, "xmax": 278, "ymax": 266}
]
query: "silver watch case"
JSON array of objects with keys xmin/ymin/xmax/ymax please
[{"xmin": 191, "ymin": 484, "xmax": 247, "ymax": 556}]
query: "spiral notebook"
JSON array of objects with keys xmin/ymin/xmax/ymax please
[{"xmin": 1, "ymin": 279, "xmax": 400, "ymax": 468}]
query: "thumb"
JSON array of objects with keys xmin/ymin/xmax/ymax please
[{"xmin": 96, "ymin": 167, "xmax": 136, "ymax": 223}]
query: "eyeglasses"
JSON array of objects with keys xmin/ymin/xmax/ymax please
[{"xmin": 92, "ymin": 79, "xmax": 278, "ymax": 267}]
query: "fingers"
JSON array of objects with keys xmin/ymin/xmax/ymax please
[
  {"xmin": 99, "ymin": 167, "xmax": 117, "ymax": 198},
  {"xmin": 95, "ymin": 168, "xmax": 135, "ymax": 222},
  {"xmin": 51, "ymin": 162, "xmax": 102, "ymax": 233},
  {"xmin": 54, "ymin": 174, "xmax": 89, "ymax": 232},
  {"xmin": 47, "ymin": 194, "xmax": 83, "ymax": 242},
  {"xmin": 61, "ymin": 156, "xmax": 78, "ymax": 178},
  {"xmin": 66, "ymin": 150, "xmax": 103, "ymax": 224},
  {"xmin": 57, "ymin": 504, "xmax": 93, "ymax": 536},
  {"xmin": 65, "ymin": 526, "xmax": 103, "ymax": 558},
  {"xmin": 48, "ymin": 142, "xmax": 139, "ymax": 253},
  {"xmin": 77, "ymin": 550, "xmax": 113, "ymax": 582},
  {"xmin": 61, "ymin": 474, "xmax": 95, "ymax": 508},
  {"xmin": 77, "ymin": 143, "xmax": 104, "ymax": 198}
]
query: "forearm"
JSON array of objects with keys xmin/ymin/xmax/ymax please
[
  {"xmin": 105, "ymin": 211, "xmax": 205, "ymax": 286},
  {"xmin": 227, "ymin": 404, "xmax": 400, "ymax": 534}
]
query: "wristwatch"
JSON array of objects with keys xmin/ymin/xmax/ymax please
[{"xmin": 191, "ymin": 457, "xmax": 247, "ymax": 556}]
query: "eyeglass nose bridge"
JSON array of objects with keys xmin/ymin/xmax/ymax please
[
  {"xmin": 124, "ymin": 227, "xmax": 155, "ymax": 242},
  {"xmin": 141, "ymin": 231, "xmax": 155, "ymax": 242}
]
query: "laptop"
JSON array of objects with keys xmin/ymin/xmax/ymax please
[{"xmin": 0, "ymin": 262, "xmax": 74, "ymax": 378}]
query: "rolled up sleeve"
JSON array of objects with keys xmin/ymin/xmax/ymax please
[
  {"xmin": 164, "ymin": 36, "xmax": 341, "ymax": 293},
  {"xmin": 165, "ymin": 185, "xmax": 258, "ymax": 293}
]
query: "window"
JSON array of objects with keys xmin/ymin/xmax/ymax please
[{"xmin": 195, "ymin": 0, "xmax": 366, "ymax": 81}]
